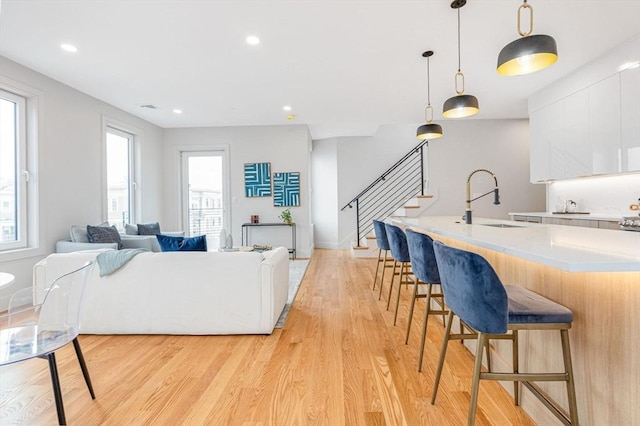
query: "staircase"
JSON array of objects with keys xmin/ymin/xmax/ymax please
[
  {"xmin": 351, "ymin": 193, "xmax": 438, "ymax": 258},
  {"xmin": 341, "ymin": 140, "xmax": 438, "ymax": 258}
]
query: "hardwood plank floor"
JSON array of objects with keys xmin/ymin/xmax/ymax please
[{"xmin": 0, "ymin": 249, "xmax": 535, "ymax": 425}]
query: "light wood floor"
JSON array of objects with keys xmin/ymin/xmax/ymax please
[{"xmin": 0, "ymin": 249, "xmax": 535, "ymax": 425}]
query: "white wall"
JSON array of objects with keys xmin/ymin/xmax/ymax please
[
  {"xmin": 162, "ymin": 125, "xmax": 314, "ymax": 258},
  {"xmin": 313, "ymin": 120, "xmax": 546, "ymax": 248},
  {"xmin": 0, "ymin": 56, "xmax": 164, "ymax": 307},
  {"xmin": 547, "ymin": 173, "xmax": 640, "ymax": 215}
]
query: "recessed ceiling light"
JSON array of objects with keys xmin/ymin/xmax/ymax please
[
  {"xmin": 283, "ymin": 105, "xmax": 292, "ymax": 111},
  {"xmin": 173, "ymin": 109, "xmax": 183, "ymax": 114},
  {"xmin": 60, "ymin": 43, "xmax": 78, "ymax": 53},
  {"xmin": 246, "ymin": 35, "xmax": 260, "ymax": 46}
]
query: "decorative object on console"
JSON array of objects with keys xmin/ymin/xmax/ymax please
[
  {"xmin": 244, "ymin": 162, "xmax": 272, "ymax": 197},
  {"xmin": 497, "ymin": 0, "xmax": 558, "ymax": 76},
  {"xmin": 278, "ymin": 208, "xmax": 293, "ymax": 224},
  {"xmin": 442, "ymin": 0, "xmax": 479, "ymax": 119},
  {"xmin": 251, "ymin": 215, "xmax": 260, "ymax": 223},
  {"xmin": 273, "ymin": 172, "xmax": 300, "ymax": 207},
  {"xmin": 86, "ymin": 224, "xmax": 122, "ymax": 248},
  {"xmin": 156, "ymin": 234, "xmax": 207, "ymax": 252},
  {"xmin": 218, "ymin": 228, "xmax": 233, "ymax": 249}
]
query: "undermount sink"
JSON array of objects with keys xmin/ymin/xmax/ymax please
[{"xmin": 480, "ymin": 223, "xmax": 524, "ymax": 228}]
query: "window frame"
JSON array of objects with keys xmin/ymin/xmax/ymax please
[
  {"xmin": 0, "ymin": 79, "xmax": 41, "ymax": 261},
  {"xmin": 102, "ymin": 117, "xmax": 140, "ymax": 228}
]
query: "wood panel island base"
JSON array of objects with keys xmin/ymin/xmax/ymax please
[{"xmin": 392, "ymin": 216, "xmax": 640, "ymax": 426}]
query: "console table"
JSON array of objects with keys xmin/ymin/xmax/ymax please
[{"xmin": 241, "ymin": 223, "xmax": 296, "ymax": 259}]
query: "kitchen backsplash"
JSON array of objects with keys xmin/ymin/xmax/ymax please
[{"xmin": 547, "ymin": 173, "xmax": 640, "ymax": 216}]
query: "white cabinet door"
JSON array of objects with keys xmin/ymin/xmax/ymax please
[
  {"xmin": 530, "ymin": 102, "xmax": 563, "ymax": 182},
  {"xmin": 564, "ymin": 90, "xmax": 591, "ymax": 177},
  {"xmin": 620, "ymin": 66, "xmax": 640, "ymax": 172},
  {"xmin": 589, "ymin": 74, "xmax": 621, "ymax": 174}
]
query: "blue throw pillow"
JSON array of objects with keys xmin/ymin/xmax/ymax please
[{"xmin": 156, "ymin": 234, "xmax": 207, "ymax": 252}]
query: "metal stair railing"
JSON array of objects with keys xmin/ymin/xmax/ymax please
[{"xmin": 341, "ymin": 140, "xmax": 428, "ymax": 246}]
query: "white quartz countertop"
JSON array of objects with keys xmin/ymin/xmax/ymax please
[
  {"xmin": 391, "ymin": 216, "xmax": 640, "ymax": 273},
  {"xmin": 509, "ymin": 212, "xmax": 624, "ymax": 221}
]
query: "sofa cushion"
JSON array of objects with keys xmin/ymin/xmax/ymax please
[
  {"xmin": 138, "ymin": 222, "xmax": 161, "ymax": 235},
  {"xmin": 87, "ymin": 225, "xmax": 122, "ymax": 248},
  {"xmin": 156, "ymin": 234, "xmax": 207, "ymax": 252},
  {"xmin": 70, "ymin": 221, "xmax": 109, "ymax": 242}
]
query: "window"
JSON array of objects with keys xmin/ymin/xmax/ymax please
[
  {"xmin": 0, "ymin": 90, "xmax": 27, "ymax": 250},
  {"xmin": 106, "ymin": 127, "xmax": 135, "ymax": 228}
]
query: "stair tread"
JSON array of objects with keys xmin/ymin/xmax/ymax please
[
  {"xmin": 352, "ymin": 245, "xmax": 369, "ymax": 250},
  {"xmin": 417, "ymin": 195, "xmax": 434, "ymax": 198},
  {"xmin": 403, "ymin": 205, "xmax": 420, "ymax": 209}
]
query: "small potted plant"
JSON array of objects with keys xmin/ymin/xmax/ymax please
[{"xmin": 278, "ymin": 208, "xmax": 293, "ymax": 225}]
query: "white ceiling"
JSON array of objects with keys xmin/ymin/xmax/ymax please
[{"xmin": 1, "ymin": 0, "xmax": 639, "ymax": 139}]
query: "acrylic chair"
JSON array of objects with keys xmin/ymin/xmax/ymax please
[
  {"xmin": 0, "ymin": 261, "xmax": 96, "ymax": 425},
  {"xmin": 371, "ymin": 220, "xmax": 392, "ymax": 293},
  {"xmin": 404, "ymin": 229, "xmax": 448, "ymax": 372},
  {"xmin": 383, "ymin": 223, "xmax": 413, "ymax": 326},
  {"xmin": 431, "ymin": 242, "xmax": 578, "ymax": 426}
]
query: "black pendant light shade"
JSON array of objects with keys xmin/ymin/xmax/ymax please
[
  {"xmin": 442, "ymin": 0, "xmax": 479, "ymax": 119},
  {"xmin": 442, "ymin": 94, "xmax": 479, "ymax": 118},
  {"xmin": 497, "ymin": 1, "xmax": 558, "ymax": 76},
  {"xmin": 416, "ymin": 123, "xmax": 443, "ymax": 140},
  {"xmin": 497, "ymin": 34, "xmax": 557, "ymax": 76},
  {"xmin": 416, "ymin": 50, "xmax": 443, "ymax": 140}
]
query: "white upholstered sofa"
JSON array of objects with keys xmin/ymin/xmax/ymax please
[{"xmin": 33, "ymin": 247, "xmax": 289, "ymax": 335}]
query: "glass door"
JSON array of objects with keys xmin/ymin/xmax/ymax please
[{"xmin": 181, "ymin": 151, "xmax": 229, "ymax": 247}]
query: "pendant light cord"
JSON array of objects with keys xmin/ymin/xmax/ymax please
[
  {"xmin": 427, "ymin": 57, "xmax": 431, "ymax": 106},
  {"xmin": 457, "ymin": 8, "xmax": 461, "ymax": 72}
]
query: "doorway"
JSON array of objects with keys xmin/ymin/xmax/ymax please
[{"xmin": 181, "ymin": 151, "xmax": 229, "ymax": 247}]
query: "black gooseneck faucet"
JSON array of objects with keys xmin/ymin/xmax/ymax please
[{"xmin": 465, "ymin": 169, "xmax": 500, "ymax": 224}]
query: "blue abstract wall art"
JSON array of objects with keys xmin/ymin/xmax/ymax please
[
  {"xmin": 244, "ymin": 162, "xmax": 272, "ymax": 197},
  {"xmin": 273, "ymin": 172, "xmax": 300, "ymax": 207}
]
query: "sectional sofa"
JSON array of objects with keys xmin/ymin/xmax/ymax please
[{"xmin": 33, "ymin": 247, "xmax": 290, "ymax": 335}]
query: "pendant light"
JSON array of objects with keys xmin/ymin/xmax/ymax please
[
  {"xmin": 497, "ymin": 0, "xmax": 558, "ymax": 76},
  {"xmin": 417, "ymin": 51, "xmax": 443, "ymax": 140},
  {"xmin": 442, "ymin": 0, "xmax": 479, "ymax": 119}
]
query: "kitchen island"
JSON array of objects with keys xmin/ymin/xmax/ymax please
[{"xmin": 391, "ymin": 216, "xmax": 639, "ymax": 426}]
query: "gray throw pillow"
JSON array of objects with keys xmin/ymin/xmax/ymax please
[
  {"xmin": 137, "ymin": 222, "xmax": 161, "ymax": 235},
  {"xmin": 124, "ymin": 223, "xmax": 139, "ymax": 235},
  {"xmin": 87, "ymin": 225, "xmax": 122, "ymax": 248},
  {"xmin": 70, "ymin": 221, "xmax": 109, "ymax": 242}
]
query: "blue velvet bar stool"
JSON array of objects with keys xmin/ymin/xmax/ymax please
[
  {"xmin": 431, "ymin": 241, "xmax": 579, "ymax": 426},
  {"xmin": 384, "ymin": 223, "xmax": 413, "ymax": 326},
  {"xmin": 404, "ymin": 229, "xmax": 448, "ymax": 372},
  {"xmin": 371, "ymin": 220, "xmax": 393, "ymax": 293}
]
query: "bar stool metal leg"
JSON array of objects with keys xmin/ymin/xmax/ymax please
[
  {"xmin": 393, "ymin": 261, "xmax": 408, "ymax": 325},
  {"xmin": 468, "ymin": 333, "xmax": 488, "ymax": 426},
  {"xmin": 561, "ymin": 329, "xmax": 579, "ymax": 425},
  {"xmin": 431, "ymin": 311, "xmax": 455, "ymax": 404},
  {"xmin": 373, "ymin": 248, "xmax": 383, "ymax": 291},
  {"xmin": 513, "ymin": 329, "xmax": 519, "ymax": 406},
  {"xmin": 386, "ymin": 261, "xmax": 397, "ymax": 310}
]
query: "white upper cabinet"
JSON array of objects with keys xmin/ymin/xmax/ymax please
[
  {"xmin": 620, "ymin": 66, "xmax": 640, "ymax": 172},
  {"xmin": 528, "ymin": 35, "xmax": 638, "ymax": 182},
  {"xmin": 589, "ymin": 74, "xmax": 621, "ymax": 175}
]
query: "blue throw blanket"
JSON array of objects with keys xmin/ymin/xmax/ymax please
[{"xmin": 97, "ymin": 248, "xmax": 147, "ymax": 276}]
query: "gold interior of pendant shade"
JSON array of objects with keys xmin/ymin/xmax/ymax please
[{"xmin": 497, "ymin": 50, "xmax": 557, "ymax": 76}]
